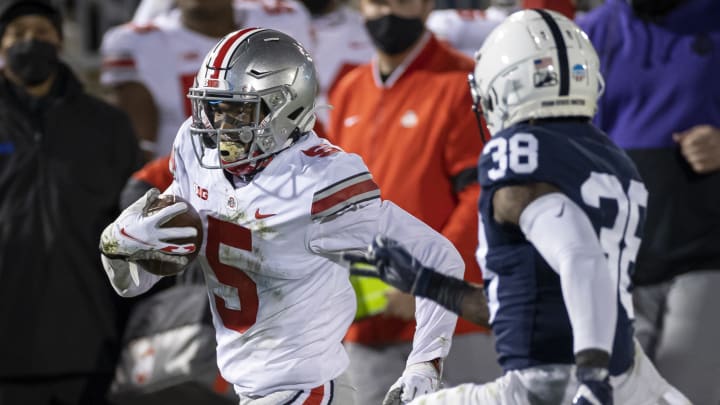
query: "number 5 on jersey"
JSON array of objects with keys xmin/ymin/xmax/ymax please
[{"xmin": 204, "ymin": 216, "xmax": 259, "ymax": 334}]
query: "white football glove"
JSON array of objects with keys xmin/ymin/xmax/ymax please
[
  {"xmin": 100, "ymin": 188, "xmax": 198, "ymax": 266},
  {"xmin": 383, "ymin": 361, "xmax": 440, "ymax": 405}
]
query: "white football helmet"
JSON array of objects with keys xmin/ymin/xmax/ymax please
[
  {"xmin": 468, "ymin": 9, "xmax": 604, "ymax": 136},
  {"xmin": 188, "ymin": 28, "xmax": 318, "ymax": 177}
]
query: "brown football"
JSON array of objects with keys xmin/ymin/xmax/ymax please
[{"xmin": 136, "ymin": 194, "xmax": 204, "ymax": 276}]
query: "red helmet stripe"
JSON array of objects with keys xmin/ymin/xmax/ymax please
[{"xmin": 208, "ymin": 28, "xmax": 263, "ymax": 79}]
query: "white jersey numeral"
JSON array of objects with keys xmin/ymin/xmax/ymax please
[
  {"xmin": 484, "ymin": 133, "xmax": 539, "ymax": 180},
  {"xmin": 580, "ymin": 173, "xmax": 648, "ymax": 318}
]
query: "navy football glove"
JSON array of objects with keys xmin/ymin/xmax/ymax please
[
  {"xmin": 344, "ymin": 235, "xmax": 470, "ymax": 315},
  {"xmin": 368, "ymin": 235, "xmax": 432, "ymax": 294},
  {"xmin": 343, "ymin": 235, "xmax": 436, "ymax": 294},
  {"xmin": 572, "ymin": 367, "xmax": 613, "ymax": 405}
]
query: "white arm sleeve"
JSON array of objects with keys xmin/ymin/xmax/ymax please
[
  {"xmin": 519, "ymin": 192, "xmax": 617, "ymax": 355},
  {"xmin": 308, "ymin": 199, "xmax": 462, "ymax": 365}
]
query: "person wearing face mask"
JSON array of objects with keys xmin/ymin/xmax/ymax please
[
  {"xmin": 326, "ymin": 0, "xmax": 502, "ymax": 403},
  {"xmin": 577, "ymin": 1, "xmax": 720, "ymax": 403},
  {"xmin": 0, "ymin": 1, "xmax": 141, "ymax": 404}
]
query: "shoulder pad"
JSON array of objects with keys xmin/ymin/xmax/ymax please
[{"xmin": 309, "ymin": 153, "xmax": 380, "ymax": 221}]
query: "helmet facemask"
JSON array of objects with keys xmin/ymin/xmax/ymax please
[
  {"xmin": 189, "ymin": 85, "xmax": 298, "ymax": 178},
  {"xmin": 468, "ymin": 72, "xmax": 493, "ymax": 143}
]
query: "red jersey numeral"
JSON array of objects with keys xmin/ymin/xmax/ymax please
[
  {"xmin": 456, "ymin": 9, "xmax": 486, "ymax": 20},
  {"xmin": 205, "ymin": 216, "xmax": 259, "ymax": 333},
  {"xmin": 180, "ymin": 73, "xmax": 197, "ymax": 118}
]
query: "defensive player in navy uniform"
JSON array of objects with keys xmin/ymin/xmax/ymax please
[{"xmin": 345, "ymin": 9, "xmax": 691, "ymax": 405}]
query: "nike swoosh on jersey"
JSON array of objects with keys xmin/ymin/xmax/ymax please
[
  {"xmin": 556, "ymin": 202, "xmax": 565, "ymax": 217},
  {"xmin": 255, "ymin": 208, "xmax": 276, "ymax": 219}
]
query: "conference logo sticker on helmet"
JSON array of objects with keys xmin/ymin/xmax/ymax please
[{"xmin": 572, "ymin": 64, "xmax": 587, "ymax": 82}]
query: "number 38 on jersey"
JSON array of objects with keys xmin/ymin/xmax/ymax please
[{"xmin": 482, "ymin": 131, "xmax": 648, "ymax": 318}]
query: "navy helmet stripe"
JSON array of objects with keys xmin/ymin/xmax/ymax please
[{"xmin": 534, "ymin": 9, "xmax": 570, "ymax": 96}]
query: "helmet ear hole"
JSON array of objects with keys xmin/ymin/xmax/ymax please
[
  {"xmin": 202, "ymin": 134, "xmax": 217, "ymax": 148},
  {"xmin": 287, "ymin": 107, "xmax": 303, "ymax": 121},
  {"xmin": 260, "ymin": 100, "xmax": 271, "ymax": 116},
  {"xmin": 483, "ymin": 88, "xmax": 497, "ymax": 113}
]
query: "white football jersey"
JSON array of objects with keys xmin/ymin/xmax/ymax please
[
  {"xmin": 132, "ymin": 0, "xmax": 174, "ymax": 24},
  {"xmin": 427, "ymin": 6, "xmax": 516, "ymax": 57},
  {"xmin": 107, "ymin": 122, "xmax": 464, "ymax": 396},
  {"xmin": 100, "ymin": 2, "xmax": 313, "ymax": 158},
  {"xmin": 101, "ymin": 12, "xmax": 216, "ymax": 158},
  {"xmin": 309, "ymin": 6, "xmax": 373, "ymax": 125},
  {"xmin": 233, "ymin": 0, "xmax": 313, "ymax": 51}
]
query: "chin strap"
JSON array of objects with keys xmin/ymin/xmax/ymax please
[{"xmin": 226, "ymin": 130, "xmax": 308, "ymax": 182}]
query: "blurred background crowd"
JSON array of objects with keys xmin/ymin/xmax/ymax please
[{"xmin": 34, "ymin": 0, "xmax": 604, "ymax": 97}]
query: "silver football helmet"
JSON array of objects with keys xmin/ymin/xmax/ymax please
[
  {"xmin": 188, "ymin": 28, "xmax": 318, "ymax": 177},
  {"xmin": 468, "ymin": 9, "xmax": 604, "ymax": 136}
]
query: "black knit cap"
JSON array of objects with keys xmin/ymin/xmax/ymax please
[{"xmin": 0, "ymin": 0, "xmax": 63, "ymax": 40}]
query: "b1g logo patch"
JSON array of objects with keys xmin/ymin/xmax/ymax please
[{"xmin": 195, "ymin": 184, "xmax": 209, "ymax": 200}]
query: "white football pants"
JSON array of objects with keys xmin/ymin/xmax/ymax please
[
  {"xmin": 236, "ymin": 372, "xmax": 355, "ymax": 405},
  {"xmin": 408, "ymin": 340, "xmax": 691, "ymax": 405}
]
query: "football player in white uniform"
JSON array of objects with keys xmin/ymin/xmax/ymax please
[
  {"xmin": 100, "ymin": 0, "xmax": 312, "ymax": 159},
  {"xmin": 302, "ymin": 0, "xmax": 373, "ymax": 127},
  {"xmin": 99, "ymin": 28, "xmax": 461, "ymax": 404},
  {"xmin": 131, "ymin": 0, "xmax": 174, "ymax": 24},
  {"xmin": 426, "ymin": 0, "xmax": 519, "ymax": 57},
  {"xmin": 346, "ymin": 10, "xmax": 692, "ymax": 405}
]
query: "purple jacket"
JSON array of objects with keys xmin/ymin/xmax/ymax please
[
  {"xmin": 579, "ymin": 0, "xmax": 720, "ymax": 149},
  {"xmin": 579, "ymin": 0, "xmax": 720, "ymax": 285}
]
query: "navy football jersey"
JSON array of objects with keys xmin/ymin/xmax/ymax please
[{"xmin": 478, "ymin": 120, "xmax": 646, "ymax": 376}]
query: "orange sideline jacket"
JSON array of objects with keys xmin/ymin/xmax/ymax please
[
  {"xmin": 133, "ymin": 154, "xmax": 174, "ymax": 190},
  {"xmin": 327, "ymin": 34, "xmax": 488, "ymax": 344},
  {"xmin": 522, "ymin": 0, "xmax": 575, "ymax": 18}
]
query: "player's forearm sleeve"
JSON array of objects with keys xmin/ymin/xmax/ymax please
[
  {"xmin": 308, "ymin": 199, "xmax": 461, "ymax": 364},
  {"xmin": 519, "ymin": 192, "xmax": 617, "ymax": 355},
  {"xmin": 413, "ymin": 267, "xmax": 475, "ymax": 317}
]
